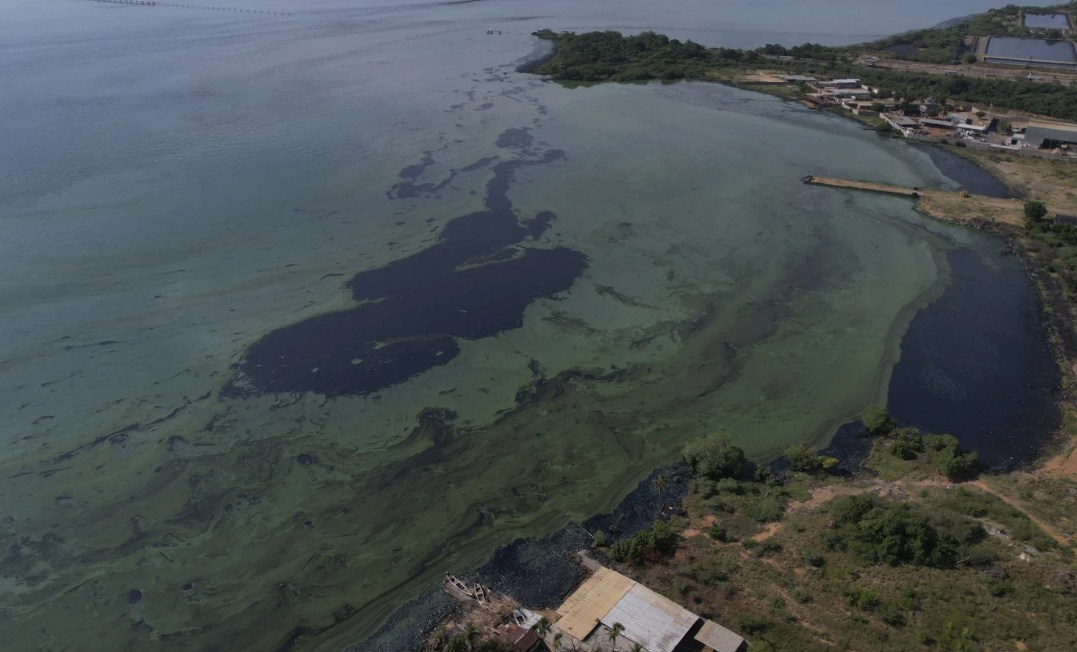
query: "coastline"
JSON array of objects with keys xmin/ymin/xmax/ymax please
[{"xmin": 383, "ymin": 33, "xmax": 1077, "ymax": 652}]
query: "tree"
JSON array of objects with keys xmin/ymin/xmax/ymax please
[
  {"xmin": 683, "ymin": 434, "xmax": 746, "ymax": 479},
  {"xmin": 609, "ymin": 622, "xmax": 625, "ymax": 648},
  {"xmin": 535, "ymin": 617, "xmax": 551, "ymax": 640},
  {"xmin": 785, "ymin": 442, "xmax": 823, "ymax": 473},
  {"xmin": 1024, "ymin": 200, "xmax": 1047, "ymax": 227},
  {"xmin": 552, "ymin": 632, "xmax": 563, "ymax": 651},
  {"xmin": 861, "ymin": 405, "xmax": 895, "ymax": 435},
  {"xmin": 652, "ymin": 473, "xmax": 669, "ymax": 517}
]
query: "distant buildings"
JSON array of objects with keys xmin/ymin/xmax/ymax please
[{"xmin": 1023, "ymin": 122, "xmax": 1077, "ymax": 149}]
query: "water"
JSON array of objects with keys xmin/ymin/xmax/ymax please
[
  {"xmin": 986, "ymin": 36, "xmax": 1077, "ymax": 62},
  {"xmin": 1024, "ymin": 13, "xmax": 1072, "ymax": 30},
  {"xmin": 0, "ymin": 0, "xmax": 1059, "ymax": 649}
]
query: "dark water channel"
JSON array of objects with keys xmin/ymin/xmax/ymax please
[
  {"xmin": 887, "ymin": 246, "xmax": 1060, "ymax": 469},
  {"xmin": 886, "ymin": 146, "xmax": 1059, "ymax": 469}
]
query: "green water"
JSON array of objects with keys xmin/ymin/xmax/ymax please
[{"xmin": 0, "ymin": 78, "xmax": 971, "ymax": 650}]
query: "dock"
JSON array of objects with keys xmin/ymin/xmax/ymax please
[
  {"xmin": 801, "ymin": 174, "xmax": 1032, "ymax": 230},
  {"xmin": 802, "ymin": 175, "xmax": 921, "ymax": 198}
]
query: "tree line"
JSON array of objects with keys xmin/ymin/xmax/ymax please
[{"xmin": 533, "ymin": 29, "xmax": 1077, "ymax": 121}]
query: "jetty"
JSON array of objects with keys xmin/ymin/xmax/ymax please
[
  {"xmin": 802, "ymin": 175, "xmax": 921, "ymax": 198},
  {"xmin": 801, "ymin": 174, "xmax": 1039, "ymax": 230}
]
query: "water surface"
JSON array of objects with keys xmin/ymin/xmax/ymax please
[{"xmin": 0, "ymin": 0, "xmax": 1059, "ymax": 649}]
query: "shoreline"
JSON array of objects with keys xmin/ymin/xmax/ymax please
[{"xmin": 380, "ymin": 35, "xmax": 1076, "ymax": 652}]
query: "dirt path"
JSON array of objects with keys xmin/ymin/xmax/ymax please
[
  {"xmin": 968, "ymin": 479, "xmax": 1072, "ymax": 548},
  {"xmin": 747, "ymin": 477, "xmax": 1071, "ymax": 550}
]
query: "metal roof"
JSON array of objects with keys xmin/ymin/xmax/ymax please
[
  {"xmin": 1026, "ymin": 125, "xmax": 1077, "ymax": 147},
  {"xmin": 600, "ymin": 584, "xmax": 698, "ymax": 652},
  {"xmin": 696, "ymin": 619, "xmax": 746, "ymax": 652},
  {"xmin": 555, "ymin": 567, "xmax": 634, "ymax": 640}
]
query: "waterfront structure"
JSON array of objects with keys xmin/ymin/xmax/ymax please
[{"xmin": 553, "ymin": 566, "xmax": 746, "ymax": 652}]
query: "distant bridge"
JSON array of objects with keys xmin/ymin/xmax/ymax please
[{"xmin": 88, "ymin": 0, "xmax": 293, "ymax": 16}]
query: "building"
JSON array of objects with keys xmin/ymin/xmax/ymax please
[
  {"xmin": 554, "ymin": 567, "xmax": 746, "ymax": 652},
  {"xmin": 1053, "ymin": 214, "xmax": 1077, "ymax": 227},
  {"xmin": 918, "ymin": 117, "xmax": 957, "ymax": 130},
  {"xmin": 814, "ymin": 78, "xmax": 862, "ymax": 89},
  {"xmin": 495, "ymin": 624, "xmax": 543, "ymax": 652},
  {"xmin": 1024, "ymin": 122, "xmax": 1077, "ymax": 149}
]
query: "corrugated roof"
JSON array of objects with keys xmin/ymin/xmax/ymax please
[
  {"xmin": 555, "ymin": 567, "xmax": 634, "ymax": 640},
  {"xmin": 1026, "ymin": 125, "xmax": 1077, "ymax": 147},
  {"xmin": 696, "ymin": 619, "xmax": 745, "ymax": 652},
  {"xmin": 600, "ymin": 584, "xmax": 698, "ymax": 652}
]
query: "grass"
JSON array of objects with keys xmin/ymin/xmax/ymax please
[{"xmin": 623, "ymin": 466, "xmax": 1077, "ymax": 651}]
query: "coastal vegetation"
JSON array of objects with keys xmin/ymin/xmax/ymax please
[
  {"xmin": 594, "ymin": 426, "xmax": 1077, "ymax": 651},
  {"xmin": 532, "ymin": 5, "xmax": 1077, "ymax": 121}
]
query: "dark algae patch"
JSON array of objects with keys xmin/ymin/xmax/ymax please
[
  {"xmin": 888, "ymin": 247, "xmax": 1060, "ymax": 469},
  {"xmin": 231, "ymin": 135, "xmax": 587, "ymax": 397}
]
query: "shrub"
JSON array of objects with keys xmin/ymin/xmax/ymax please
[
  {"xmin": 828, "ymin": 494, "xmax": 961, "ymax": 567},
  {"xmin": 785, "ymin": 442, "xmax": 821, "ymax": 472},
  {"xmin": 736, "ymin": 615, "xmax": 773, "ymax": 635},
  {"xmin": 862, "ymin": 405, "xmax": 895, "ymax": 435},
  {"xmin": 684, "ymin": 434, "xmax": 747, "ymax": 480},
  {"xmin": 746, "ymin": 496, "xmax": 786, "ymax": 523},
  {"xmin": 845, "ymin": 588, "xmax": 880, "ymax": 611},
  {"xmin": 888, "ymin": 427, "xmax": 924, "ymax": 460},
  {"xmin": 609, "ymin": 520, "xmax": 678, "ymax": 564},
  {"xmin": 708, "ymin": 525, "xmax": 730, "ymax": 542},
  {"xmin": 923, "ymin": 434, "xmax": 978, "ymax": 480},
  {"xmin": 802, "ymin": 549, "xmax": 826, "ymax": 568},
  {"xmin": 877, "ymin": 602, "xmax": 907, "ymax": 627},
  {"xmin": 754, "ymin": 540, "xmax": 783, "ymax": 557}
]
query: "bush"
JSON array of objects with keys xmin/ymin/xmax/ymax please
[
  {"xmin": 828, "ymin": 494, "xmax": 961, "ymax": 567},
  {"xmin": 754, "ymin": 540, "xmax": 783, "ymax": 557},
  {"xmin": 877, "ymin": 602, "xmax": 907, "ymax": 627},
  {"xmin": 609, "ymin": 520, "xmax": 679, "ymax": 565},
  {"xmin": 708, "ymin": 525, "xmax": 730, "ymax": 542},
  {"xmin": 888, "ymin": 427, "xmax": 924, "ymax": 460},
  {"xmin": 736, "ymin": 615, "xmax": 773, "ymax": 635},
  {"xmin": 1025, "ymin": 200, "xmax": 1048, "ymax": 226},
  {"xmin": 845, "ymin": 588, "xmax": 880, "ymax": 611},
  {"xmin": 684, "ymin": 434, "xmax": 747, "ymax": 480},
  {"xmin": 792, "ymin": 587, "xmax": 813, "ymax": 604},
  {"xmin": 862, "ymin": 405, "xmax": 895, "ymax": 435},
  {"xmin": 923, "ymin": 434, "xmax": 978, "ymax": 480},
  {"xmin": 745, "ymin": 496, "xmax": 786, "ymax": 523},
  {"xmin": 802, "ymin": 549, "xmax": 826, "ymax": 568}
]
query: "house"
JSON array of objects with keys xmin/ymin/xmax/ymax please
[
  {"xmin": 553, "ymin": 567, "xmax": 746, "ymax": 652},
  {"xmin": 783, "ymin": 74, "xmax": 817, "ymax": 83},
  {"xmin": 1053, "ymin": 214, "xmax": 1077, "ymax": 227}
]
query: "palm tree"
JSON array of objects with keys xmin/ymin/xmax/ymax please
[
  {"xmin": 552, "ymin": 632, "xmax": 563, "ymax": 651},
  {"xmin": 630, "ymin": 644, "xmax": 644, "ymax": 652},
  {"xmin": 652, "ymin": 473, "xmax": 668, "ymax": 517},
  {"xmin": 535, "ymin": 617, "xmax": 551, "ymax": 640},
  {"xmin": 608, "ymin": 622, "xmax": 625, "ymax": 649}
]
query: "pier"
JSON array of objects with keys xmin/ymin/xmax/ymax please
[
  {"xmin": 802, "ymin": 174, "xmax": 1031, "ymax": 229},
  {"xmin": 802, "ymin": 175, "xmax": 922, "ymax": 197}
]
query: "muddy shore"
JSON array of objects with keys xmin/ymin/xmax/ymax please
[{"xmin": 356, "ymin": 464, "xmax": 691, "ymax": 651}]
